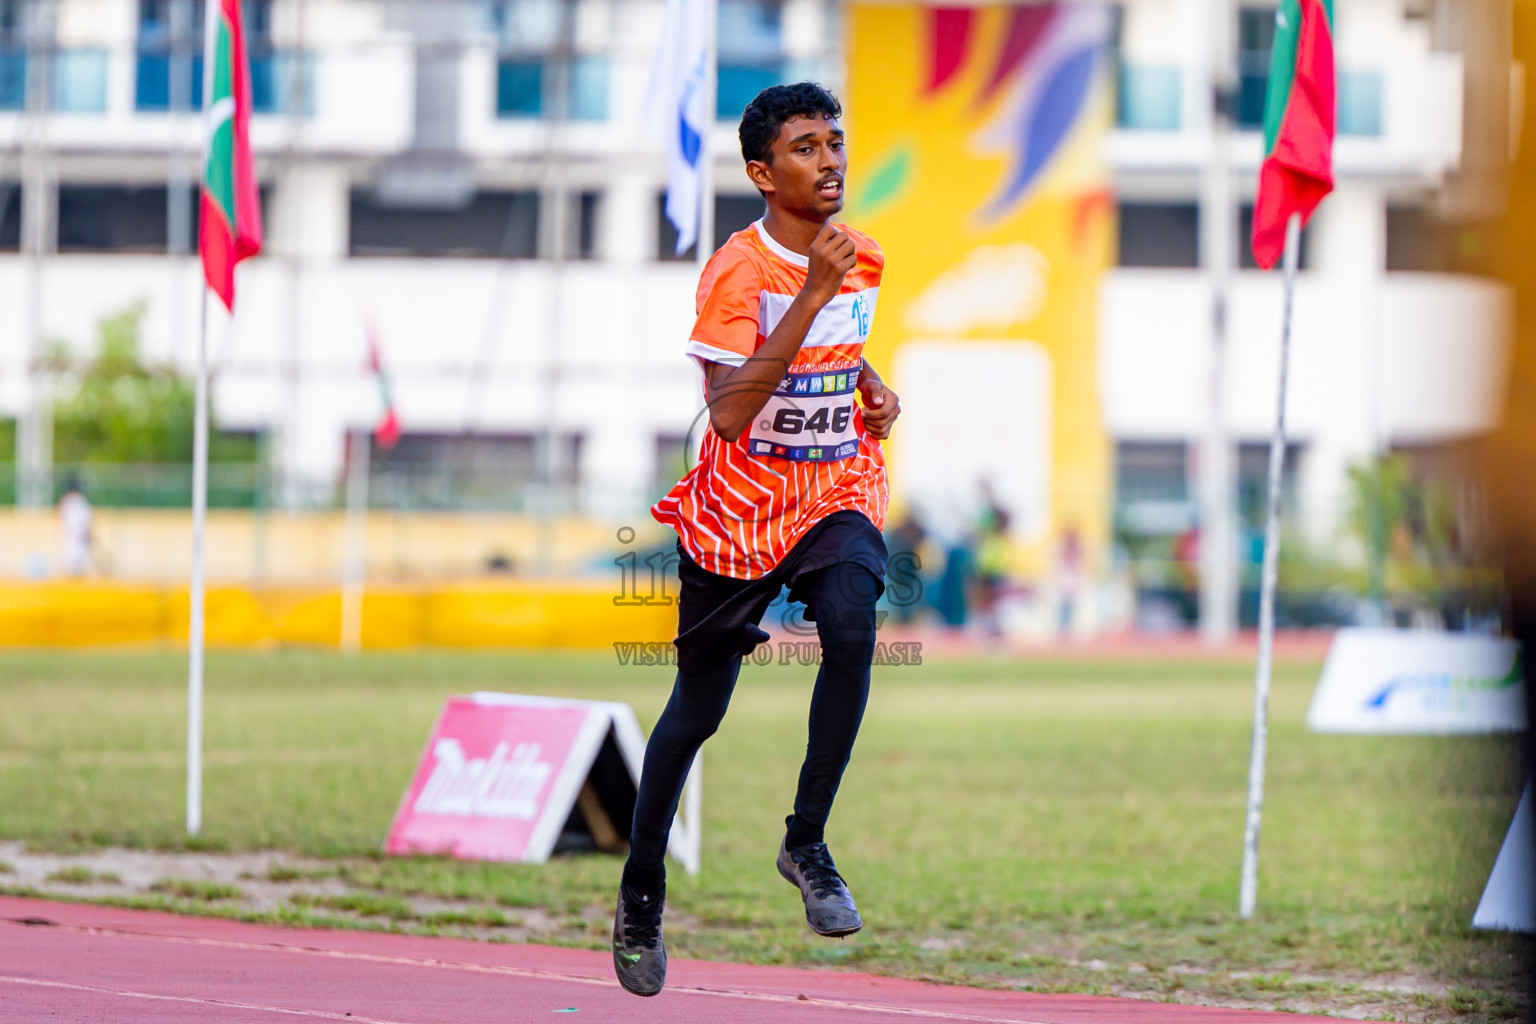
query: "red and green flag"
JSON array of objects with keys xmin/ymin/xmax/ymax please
[
  {"xmin": 200, "ymin": 0, "xmax": 263, "ymax": 311},
  {"xmin": 1251, "ymin": 0, "xmax": 1335, "ymax": 270},
  {"xmin": 367, "ymin": 318, "xmax": 401, "ymax": 450}
]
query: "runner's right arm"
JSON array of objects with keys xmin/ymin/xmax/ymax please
[{"xmin": 704, "ymin": 222, "xmax": 856, "ymax": 442}]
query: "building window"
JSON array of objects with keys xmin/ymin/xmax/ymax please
[
  {"xmin": 57, "ymin": 186, "xmax": 198, "ymax": 253},
  {"xmin": 1115, "ymin": 442, "xmax": 1193, "ymax": 537},
  {"xmin": 1109, "ymin": 8, "xmax": 1181, "ymax": 132},
  {"xmin": 492, "ymin": 0, "xmax": 607, "ymax": 121},
  {"xmin": 1237, "ymin": 441, "xmax": 1300, "ymax": 528},
  {"xmin": 1237, "ymin": 203, "xmax": 1311, "ymax": 269},
  {"xmin": 497, "ymin": 58, "xmax": 543, "ymax": 116},
  {"xmin": 135, "ymin": 0, "xmax": 205, "ymax": 111},
  {"xmin": 1117, "ymin": 442, "xmax": 1189, "ymax": 503},
  {"xmin": 567, "ymin": 55, "xmax": 607, "ymax": 121},
  {"xmin": 1338, "ymin": 70, "xmax": 1383, "ymax": 136},
  {"xmin": 571, "ymin": 189, "xmax": 600, "ymax": 260},
  {"xmin": 349, "ymin": 189, "xmax": 540, "ymax": 258},
  {"xmin": 0, "ymin": 180, "xmax": 19, "ymax": 251},
  {"xmin": 1118, "ymin": 66, "xmax": 1181, "ymax": 131},
  {"xmin": 656, "ymin": 193, "xmax": 765, "ymax": 261},
  {"xmin": 52, "ymin": 49, "xmax": 109, "ymax": 112},
  {"xmin": 137, "ymin": 0, "xmax": 287, "ymax": 113},
  {"xmin": 0, "ymin": 0, "xmax": 26, "ymax": 111},
  {"xmin": 1236, "ymin": 6, "xmax": 1276, "ymax": 131},
  {"xmin": 717, "ymin": 0, "xmax": 785, "ymax": 121},
  {"xmin": 1117, "ymin": 203, "xmax": 1199, "ymax": 268},
  {"xmin": 240, "ymin": 0, "xmax": 283, "ymax": 114},
  {"xmin": 57, "ymin": 185, "xmax": 268, "ymax": 253}
]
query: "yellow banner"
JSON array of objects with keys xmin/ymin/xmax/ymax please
[{"xmin": 845, "ymin": 3, "xmax": 1113, "ymax": 574}]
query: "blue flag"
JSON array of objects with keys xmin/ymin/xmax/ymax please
[{"xmin": 644, "ymin": 0, "xmax": 711, "ymax": 255}]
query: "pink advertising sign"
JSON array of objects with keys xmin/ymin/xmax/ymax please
[{"xmin": 384, "ymin": 695, "xmax": 607, "ymax": 862}]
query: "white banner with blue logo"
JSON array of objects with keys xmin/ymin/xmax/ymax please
[
  {"xmin": 1307, "ymin": 628, "xmax": 1524, "ymax": 734},
  {"xmin": 644, "ymin": 0, "xmax": 711, "ymax": 255}
]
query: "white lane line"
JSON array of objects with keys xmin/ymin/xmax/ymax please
[
  {"xmin": 1, "ymin": 920, "xmax": 1053, "ymax": 1024},
  {"xmin": 0, "ymin": 975, "xmax": 421, "ymax": 1024}
]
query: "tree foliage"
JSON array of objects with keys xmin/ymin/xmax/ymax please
[{"xmin": 51, "ymin": 303, "xmax": 255, "ymax": 464}]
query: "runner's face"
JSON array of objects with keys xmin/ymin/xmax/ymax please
[{"xmin": 763, "ymin": 115, "xmax": 846, "ymax": 219}]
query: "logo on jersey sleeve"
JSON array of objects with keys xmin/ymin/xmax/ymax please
[{"xmin": 850, "ymin": 293, "xmax": 872, "ymax": 339}]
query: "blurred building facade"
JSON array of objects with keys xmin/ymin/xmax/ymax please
[{"xmin": 0, "ymin": 0, "xmax": 1510, "ymax": 582}]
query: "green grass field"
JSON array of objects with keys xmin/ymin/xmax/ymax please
[{"xmin": 0, "ymin": 649, "xmax": 1525, "ymax": 1021}]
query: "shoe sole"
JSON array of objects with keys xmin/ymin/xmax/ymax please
[
  {"xmin": 612, "ymin": 954, "xmax": 665, "ymax": 997},
  {"xmin": 777, "ymin": 859, "xmax": 863, "ymax": 938}
]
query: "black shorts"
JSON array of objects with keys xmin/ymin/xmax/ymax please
[{"xmin": 673, "ymin": 510, "xmax": 888, "ymax": 674}]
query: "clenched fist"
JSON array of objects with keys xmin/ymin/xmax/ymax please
[{"xmin": 802, "ymin": 221, "xmax": 857, "ymax": 309}]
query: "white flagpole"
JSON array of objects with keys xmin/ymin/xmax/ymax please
[
  {"xmin": 693, "ymin": 0, "xmax": 718, "ymax": 274},
  {"xmin": 340, "ymin": 427, "xmax": 370, "ymax": 655},
  {"xmin": 1239, "ymin": 211, "xmax": 1301, "ymax": 918},
  {"xmin": 188, "ymin": 0, "xmax": 218, "ymax": 838},
  {"xmin": 187, "ymin": 288, "xmax": 210, "ymax": 836},
  {"xmin": 678, "ymin": 0, "xmax": 717, "ymax": 877}
]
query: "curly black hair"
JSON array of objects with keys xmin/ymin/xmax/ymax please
[{"xmin": 738, "ymin": 82, "xmax": 843, "ymax": 165}]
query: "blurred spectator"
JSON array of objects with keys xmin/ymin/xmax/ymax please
[
  {"xmin": 931, "ymin": 542, "xmax": 971, "ymax": 629},
  {"xmin": 1056, "ymin": 526, "xmax": 1084, "ymax": 638},
  {"xmin": 1173, "ymin": 524, "xmax": 1199, "ymax": 593},
  {"xmin": 58, "ymin": 478, "xmax": 93, "ymax": 577},
  {"xmin": 884, "ymin": 509, "xmax": 928, "ymax": 625},
  {"xmin": 972, "ymin": 501, "xmax": 1011, "ymax": 640}
]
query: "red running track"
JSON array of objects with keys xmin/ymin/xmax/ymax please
[{"xmin": 0, "ymin": 896, "xmax": 1336, "ymax": 1024}]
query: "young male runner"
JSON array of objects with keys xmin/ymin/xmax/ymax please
[{"xmin": 612, "ymin": 82, "xmax": 900, "ymax": 997}]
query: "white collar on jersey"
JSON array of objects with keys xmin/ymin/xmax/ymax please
[{"xmin": 752, "ymin": 219, "xmax": 811, "ymax": 269}]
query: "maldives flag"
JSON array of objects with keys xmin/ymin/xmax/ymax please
[
  {"xmin": 367, "ymin": 318, "xmax": 401, "ymax": 450},
  {"xmin": 200, "ymin": 0, "xmax": 263, "ymax": 311},
  {"xmin": 1251, "ymin": 0, "xmax": 1335, "ymax": 270}
]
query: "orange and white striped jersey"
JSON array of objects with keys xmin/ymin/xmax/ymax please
[{"xmin": 652, "ymin": 219, "xmax": 889, "ymax": 580}]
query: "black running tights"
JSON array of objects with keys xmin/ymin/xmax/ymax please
[{"xmin": 622, "ymin": 562, "xmax": 880, "ymax": 892}]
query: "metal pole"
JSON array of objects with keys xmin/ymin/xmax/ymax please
[
  {"xmin": 536, "ymin": 0, "xmax": 577, "ymax": 565},
  {"xmin": 17, "ymin": 0, "xmax": 55, "ymax": 510},
  {"xmin": 187, "ymin": 0, "xmax": 217, "ymax": 839},
  {"xmin": 1238, "ymin": 211, "xmax": 1300, "ymax": 919},
  {"xmin": 187, "ymin": 288, "xmax": 210, "ymax": 836},
  {"xmin": 679, "ymin": 0, "xmax": 716, "ymax": 878},
  {"xmin": 694, "ymin": 0, "xmax": 717, "ymax": 275},
  {"xmin": 279, "ymin": 0, "xmax": 308, "ymax": 513},
  {"xmin": 340, "ymin": 428, "xmax": 370, "ymax": 655},
  {"xmin": 1198, "ymin": 0, "xmax": 1238, "ymax": 645}
]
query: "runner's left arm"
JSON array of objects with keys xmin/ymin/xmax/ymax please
[{"xmin": 857, "ymin": 358, "xmax": 901, "ymax": 440}]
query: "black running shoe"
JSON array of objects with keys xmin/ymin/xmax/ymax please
[
  {"xmin": 611, "ymin": 884, "xmax": 667, "ymax": 997},
  {"xmin": 777, "ymin": 837, "xmax": 863, "ymax": 937}
]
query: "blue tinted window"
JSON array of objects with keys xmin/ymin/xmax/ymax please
[
  {"xmin": 1118, "ymin": 66, "xmax": 1181, "ymax": 131},
  {"xmin": 717, "ymin": 62, "xmax": 783, "ymax": 121},
  {"xmin": 1338, "ymin": 71, "xmax": 1382, "ymax": 136},
  {"xmin": 717, "ymin": 0, "xmax": 783, "ymax": 121},
  {"xmin": 136, "ymin": 0, "xmax": 203, "ymax": 110},
  {"xmin": 0, "ymin": 50, "xmax": 22, "ymax": 110},
  {"xmin": 498, "ymin": 59, "xmax": 543, "ymax": 117},
  {"xmin": 718, "ymin": 0, "xmax": 781, "ymax": 61},
  {"xmin": 252, "ymin": 52, "xmax": 315, "ymax": 116},
  {"xmin": 1236, "ymin": 7, "xmax": 1276, "ymax": 130},
  {"xmin": 250, "ymin": 54, "xmax": 274, "ymax": 112},
  {"xmin": 137, "ymin": 0, "xmax": 272, "ymax": 112},
  {"xmin": 53, "ymin": 49, "xmax": 109, "ymax": 112},
  {"xmin": 568, "ymin": 56, "xmax": 607, "ymax": 121},
  {"xmin": 135, "ymin": 54, "xmax": 203, "ymax": 111}
]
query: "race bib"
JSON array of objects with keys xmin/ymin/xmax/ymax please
[{"xmin": 746, "ymin": 364, "xmax": 861, "ymax": 463}]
